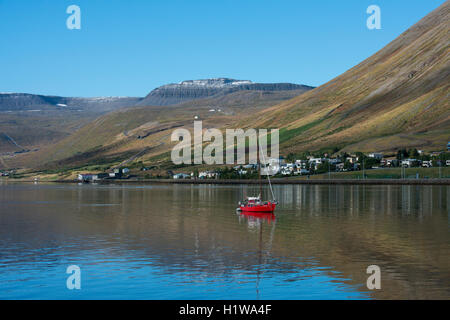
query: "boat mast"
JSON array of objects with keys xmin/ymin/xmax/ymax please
[
  {"xmin": 258, "ymin": 141, "xmax": 262, "ymax": 199},
  {"xmin": 258, "ymin": 138, "xmax": 276, "ymax": 202}
]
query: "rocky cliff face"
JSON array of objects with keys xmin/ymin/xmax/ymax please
[{"xmin": 139, "ymin": 78, "xmax": 314, "ymax": 106}]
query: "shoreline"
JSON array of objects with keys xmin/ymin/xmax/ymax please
[{"xmin": 4, "ymin": 178, "xmax": 449, "ymax": 185}]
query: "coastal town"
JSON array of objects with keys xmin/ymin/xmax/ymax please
[
  {"xmin": 1, "ymin": 147, "xmax": 449, "ymax": 183},
  {"xmin": 172, "ymin": 148, "xmax": 450, "ymax": 180},
  {"xmin": 6, "ymin": 147, "xmax": 441, "ymax": 182}
]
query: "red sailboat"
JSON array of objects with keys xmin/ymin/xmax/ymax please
[
  {"xmin": 238, "ymin": 196, "xmax": 277, "ymax": 213},
  {"xmin": 237, "ymin": 143, "xmax": 278, "ymax": 213}
]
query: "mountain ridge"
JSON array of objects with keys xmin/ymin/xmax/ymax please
[
  {"xmin": 0, "ymin": 93, "xmax": 143, "ymax": 113},
  {"xmin": 139, "ymin": 78, "xmax": 314, "ymax": 106},
  {"xmin": 0, "ymin": 79, "xmax": 314, "ymax": 165},
  {"xmin": 0, "ymin": 79, "xmax": 313, "ymax": 111}
]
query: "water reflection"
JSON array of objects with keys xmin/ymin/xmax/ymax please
[
  {"xmin": 237, "ymin": 212, "xmax": 276, "ymax": 300},
  {"xmin": 267, "ymin": 184, "xmax": 448, "ymax": 216},
  {"xmin": 0, "ymin": 183, "xmax": 448, "ymax": 299}
]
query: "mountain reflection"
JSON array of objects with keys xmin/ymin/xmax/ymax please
[{"xmin": 0, "ymin": 183, "xmax": 448, "ymax": 299}]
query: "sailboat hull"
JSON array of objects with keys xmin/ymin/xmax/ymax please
[{"xmin": 239, "ymin": 202, "xmax": 277, "ymax": 213}]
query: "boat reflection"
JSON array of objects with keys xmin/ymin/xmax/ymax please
[
  {"xmin": 236, "ymin": 210, "xmax": 277, "ymax": 299},
  {"xmin": 237, "ymin": 211, "xmax": 276, "ymax": 224}
]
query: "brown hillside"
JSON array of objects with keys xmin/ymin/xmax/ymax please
[{"xmin": 243, "ymin": 1, "xmax": 449, "ymax": 154}]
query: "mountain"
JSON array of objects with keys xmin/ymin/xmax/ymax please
[
  {"xmin": 0, "ymin": 79, "xmax": 313, "ymax": 112},
  {"xmin": 1, "ymin": 80, "xmax": 313, "ymax": 169},
  {"xmin": 0, "ymin": 79, "xmax": 311, "ymax": 156},
  {"xmin": 0, "ymin": 93, "xmax": 142, "ymax": 113},
  {"xmin": 0, "ymin": 94, "xmax": 144, "ymax": 155},
  {"xmin": 242, "ymin": 1, "xmax": 449, "ymax": 154},
  {"xmin": 4, "ymin": 1, "xmax": 448, "ymax": 173},
  {"xmin": 139, "ymin": 78, "xmax": 314, "ymax": 106}
]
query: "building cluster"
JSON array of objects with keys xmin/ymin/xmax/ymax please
[
  {"xmin": 233, "ymin": 164, "xmax": 258, "ymax": 175},
  {"xmin": 173, "ymin": 171, "xmax": 220, "ymax": 179},
  {"xmin": 275, "ymin": 152, "xmax": 449, "ymax": 176},
  {"xmin": 77, "ymin": 168, "xmax": 130, "ymax": 182},
  {"xmin": 172, "ymin": 149, "xmax": 449, "ymax": 179}
]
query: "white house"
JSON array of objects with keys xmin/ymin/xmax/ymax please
[
  {"xmin": 295, "ymin": 160, "xmax": 309, "ymax": 169},
  {"xmin": 308, "ymin": 158, "xmax": 323, "ymax": 164},
  {"xmin": 77, "ymin": 173, "xmax": 108, "ymax": 181},
  {"xmin": 346, "ymin": 156, "xmax": 357, "ymax": 164},
  {"xmin": 329, "ymin": 158, "xmax": 341, "ymax": 165},
  {"xmin": 401, "ymin": 159, "xmax": 418, "ymax": 167},
  {"xmin": 369, "ymin": 153, "xmax": 383, "ymax": 160},
  {"xmin": 422, "ymin": 160, "xmax": 432, "ymax": 168},
  {"xmin": 199, "ymin": 171, "xmax": 218, "ymax": 179},
  {"xmin": 308, "ymin": 158, "xmax": 324, "ymax": 170},
  {"xmin": 173, "ymin": 173, "xmax": 191, "ymax": 179}
]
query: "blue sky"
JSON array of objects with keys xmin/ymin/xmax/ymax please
[{"xmin": 0, "ymin": 0, "xmax": 445, "ymax": 97}]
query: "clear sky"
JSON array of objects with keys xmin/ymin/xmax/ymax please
[{"xmin": 0, "ymin": 0, "xmax": 445, "ymax": 97}]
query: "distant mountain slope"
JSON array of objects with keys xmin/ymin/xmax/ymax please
[
  {"xmin": 139, "ymin": 78, "xmax": 314, "ymax": 106},
  {"xmin": 4, "ymin": 79, "xmax": 313, "ymax": 169},
  {"xmin": 0, "ymin": 80, "xmax": 313, "ymax": 163},
  {"xmin": 243, "ymin": 1, "xmax": 449, "ymax": 154},
  {"xmin": 0, "ymin": 79, "xmax": 312, "ymax": 111},
  {"xmin": 0, "ymin": 93, "xmax": 142, "ymax": 112},
  {"xmin": 0, "ymin": 94, "xmax": 143, "ymax": 155}
]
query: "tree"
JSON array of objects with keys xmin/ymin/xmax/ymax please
[
  {"xmin": 344, "ymin": 161, "xmax": 353, "ymax": 171},
  {"xmin": 355, "ymin": 152, "xmax": 367, "ymax": 163},
  {"xmin": 297, "ymin": 152, "xmax": 308, "ymax": 160},
  {"xmin": 397, "ymin": 149, "xmax": 408, "ymax": 160},
  {"xmin": 286, "ymin": 153, "xmax": 296, "ymax": 163},
  {"xmin": 316, "ymin": 161, "xmax": 335, "ymax": 174},
  {"xmin": 364, "ymin": 157, "xmax": 380, "ymax": 168},
  {"xmin": 409, "ymin": 148, "xmax": 419, "ymax": 157},
  {"xmin": 340, "ymin": 152, "xmax": 350, "ymax": 160}
]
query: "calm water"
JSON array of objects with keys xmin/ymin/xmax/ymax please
[{"xmin": 0, "ymin": 182, "xmax": 449, "ymax": 300}]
